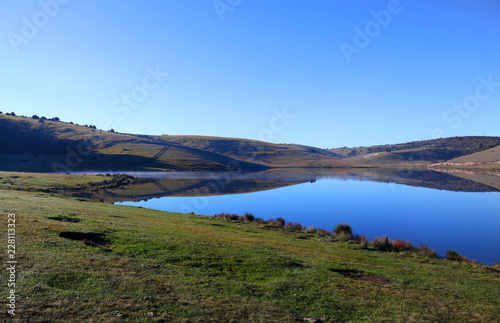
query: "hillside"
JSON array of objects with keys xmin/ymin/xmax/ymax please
[
  {"xmin": 161, "ymin": 135, "xmax": 353, "ymax": 168},
  {"xmin": 427, "ymin": 145, "xmax": 500, "ymax": 172},
  {"xmin": 330, "ymin": 137, "xmax": 500, "ymax": 167},
  {"xmin": 2, "ymin": 113, "xmax": 498, "ymax": 172},
  {"xmin": 448, "ymin": 145, "xmax": 500, "ymax": 163},
  {"xmin": 0, "ymin": 113, "xmax": 360, "ymax": 172}
]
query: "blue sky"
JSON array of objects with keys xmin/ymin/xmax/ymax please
[{"xmin": 1, "ymin": 1, "xmax": 499, "ymax": 148}]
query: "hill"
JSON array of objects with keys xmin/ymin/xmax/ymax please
[
  {"xmin": 329, "ymin": 137, "xmax": 500, "ymax": 167},
  {"xmin": 0, "ymin": 113, "xmax": 360, "ymax": 172},
  {"xmin": 428, "ymin": 145, "xmax": 500, "ymax": 172},
  {"xmin": 448, "ymin": 145, "xmax": 500, "ymax": 163}
]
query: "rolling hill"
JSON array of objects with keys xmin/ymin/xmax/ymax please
[
  {"xmin": 329, "ymin": 137, "xmax": 500, "ymax": 167},
  {"xmin": 448, "ymin": 145, "xmax": 500, "ymax": 163},
  {"xmin": 2, "ymin": 113, "xmax": 499, "ymax": 172},
  {"xmin": 427, "ymin": 145, "xmax": 500, "ymax": 172},
  {"xmin": 0, "ymin": 113, "xmax": 360, "ymax": 172}
]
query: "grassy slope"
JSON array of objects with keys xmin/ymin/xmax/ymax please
[
  {"xmin": 0, "ymin": 174, "xmax": 499, "ymax": 322},
  {"xmin": 449, "ymin": 145, "xmax": 500, "ymax": 163},
  {"xmin": 163, "ymin": 136, "xmax": 356, "ymax": 168},
  {"xmin": 429, "ymin": 146, "xmax": 500, "ymax": 172},
  {"xmin": 330, "ymin": 137, "xmax": 500, "ymax": 168},
  {"xmin": 0, "ymin": 114, "xmax": 361, "ymax": 171}
]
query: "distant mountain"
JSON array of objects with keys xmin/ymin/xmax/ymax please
[
  {"xmin": 0, "ymin": 113, "xmax": 360, "ymax": 172},
  {"xmin": 329, "ymin": 137, "xmax": 500, "ymax": 167}
]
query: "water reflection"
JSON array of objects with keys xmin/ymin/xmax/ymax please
[{"xmin": 73, "ymin": 169, "xmax": 500, "ymax": 203}]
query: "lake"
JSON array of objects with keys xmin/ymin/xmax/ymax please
[{"xmin": 115, "ymin": 169, "xmax": 500, "ymax": 265}]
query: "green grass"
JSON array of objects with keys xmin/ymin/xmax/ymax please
[
  {"xmin": 0, "ymin": 174, "xmax": 499, "ymax": 321},
  {"xmin": 0, "ymin": 171, "xmax": 105, "ymax": 191}
]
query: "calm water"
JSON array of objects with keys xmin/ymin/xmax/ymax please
[{"xmin": 116, "ymin": 170, "xmax": 500, "ymax": 265}]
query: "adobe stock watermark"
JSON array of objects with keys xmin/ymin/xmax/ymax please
[
  {"xmin": 339, "ymin": 0, "xmax": 406, "ymax": 64},
  {"xmin": 51, "ymin": 64, "xmax": 168, "ymax": 173},
  {"xmin": 7, "ymin": 0, "xmax": 71, "ymax": 54},
  {"xmin": 6, "ymin": 213, "xmax": 17, "ymax": 316},
  {"xmin": 433, "ymin": 74, "xmax": 500, "ymax": 139},
  {"xmin": 51, "ymin": 140, "xmax": 93, "ymax": 173},
  {"xmin": 99, "ymin": 65, "xmax": 169, "ymax": 131},
  {"xmin": 248, "ymin": 107, "xmax": 296, "ymax": 144},
  {"xmin": 213, "ymin": 0, "xmax": 243, "ymax": 21},
  {"xmin": 177, "ymin": 107, "xmax": 296, "ymax": 214}
]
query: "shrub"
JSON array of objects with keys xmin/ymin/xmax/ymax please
[
  {"xmin": 447, "ymin": 250, "xmax": 460, "ymax": 261},
  {"xmin": 415, "ymin": 243, "xmax": 438, "ymax": 258},
  {"xmin": 275, "ymin": 217, "xmax": 286, "ymax": 228},
  {"xmin": 306, "ymin": 226, "xmax": 317, "ymax": 234},
  {"xmin": 353, "ymin": 234, "xmax": 368, "ymax": 248},
  {"xmin": 255, "ymin": 218, "xmax": 266, "ymax": 225},
  {"xmin": 392, "ymin": 239, "xmax": 414, "ymax": 252},
  {"xmin": 354, "ymin": 234, "xmax": 368, "ymax": 242},
  {"xmin": 238, "ymin": 216, "xmax": 245, "ymax": 222},
  {"xmin": 334, "ymin": 223, "xmax": 353, "ymax": 240},
  {"xmin": 373, "ymin": 235, "xmax": 392, "ymax": 251},
  {"xmin": 244, "ymin": 212, "xmax": 255, "ymax": 222},
  {"xmin": 285, "ymin": 222, "xmax": 295, "ymax": 231},
  {"xmin": 316, "ymin": 228, "xmax": 330, "ymax": 236},
  {"xmin": 294, "ymin": 223, "xmax": 304, "ymax": 232},
  {"xmin": 337, "ymin": 231, "xmax": 352, "ymax": 242}
]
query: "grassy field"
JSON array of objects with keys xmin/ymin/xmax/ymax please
[{"xmin": 0, "ymin": 174, "xmax": 499, "ymax": 322}]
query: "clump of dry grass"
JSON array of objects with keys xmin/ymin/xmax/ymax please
[
  {"xmin": 372, "ymin": 235, "xmax": 392, "ymax": 251},
  {"xmin": 294, "ymin": 223, "xmax": 304, "ymax": 232},
  {"xmin": 391, "ymin": 239, "xmax": 414, "ymax": 252},
  {"xmin": 447, "ymin": 250, "xmax": 478, "ymax": 264},
  {"xmin": 334, "ymin": 223, "xmax": 353, "ymax": 241},
  {"xmin": 415, "ymin": 243, "xmax": 438, "ymax": 258},
  {"xmin": 354, "ymin": 234, "xmax": 369, "ymax": 249},
  {"xmin": 306, "ymin": 226, "xmax": 317, "ymax": 234},
  {"xmin": 316, "ymin": 228, "xmax": 330, "ymax": 236}
]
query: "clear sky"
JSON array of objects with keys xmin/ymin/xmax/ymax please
[{"xmin": 1, "ymin": 1, "xmax": 499, "ymax": 148}]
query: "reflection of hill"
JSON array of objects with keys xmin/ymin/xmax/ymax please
[
  {"xmin": 71, "ymin": 169, "xmax": 499, "ymax": 203},
  {"xmin": 72, "ymin": 171, "xmax": 316, "ymax": 203},
  {"xmin": 430, "ymin": 169, "xmax": 500, "ymax": 191},
  {"xmin": 337, "ymin": 169, "xmax": 500, "ymax": 192}
]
